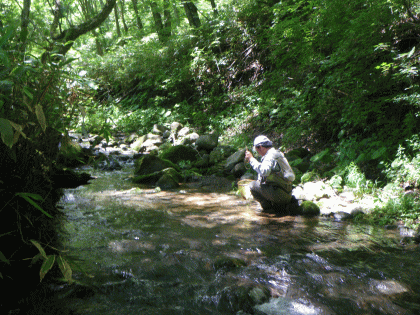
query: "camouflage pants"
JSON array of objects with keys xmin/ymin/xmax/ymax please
[{"xmin": 249, "ymin": 180, "xmax": 292, "ymax": 211}]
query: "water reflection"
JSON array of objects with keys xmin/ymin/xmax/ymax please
[{"xmin": 57, "ymin": 166, "xmax": 420, "ymax": 314}]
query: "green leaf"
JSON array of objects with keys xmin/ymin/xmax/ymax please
[
  {"xmin": 40, "ymin": 255, "xmax": 56, "ymax": 281},
  {"xmin": 16, "ymin": 192, "xmax": 53, "ymax": 218},
  {"xmin": 35, "ymin": 104, "xmax": 47, "ymax": 132},
  {"xmin": 30, "ymin": 240, "xmax": 47, "ymax": 259},
  {"xmin": 59, "ymin": 57, "xmax": 78, "ymax": 68},
  {"xmin": 57, "ymin": 255, "xmax": 73, "ymax": 283},
  {"xmin": 371, "ymin": 147, "xmax": 387, "ymax": 159},
  {"xmin": 0, "ymin": 118, "xmax": 14, "ymax": 148},
  {"xmin": 0, "ymin": 251, "xmax": 10, "ymax": 265},
  {"xmin": 407, "ymin": 46, "xmax": 415, "ymax": 59},
  {"xmin": 23, "ymin": 87, "xmax": 33, "ymax": 100},
  {"xmin": 0, "ymin": 26, "xmax": 14, "ymax": 48}
]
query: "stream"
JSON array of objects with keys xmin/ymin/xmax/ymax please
[{"xmin": 54, "ymin": 163, "xmax": 420, "ymax": 315}]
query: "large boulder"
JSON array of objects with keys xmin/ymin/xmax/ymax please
[
  {"xmin": 57, "ymin": 136, "xmax": 90, "ymax": 166},
  {"xmin": 159, "ymin": 145, "xmax": 198, "ymax": 164},
  {"xmin": 156, "ymin": 173, "xmax": 179, "ymax": 190},
  {"xmin": 134, "ymin": 154, "xmax": 179, "ymax": 176},
  {"xmin": 196, "ymin": 132, "xmax": 219, "ymax": 151},
  {"xmin": 225, "ymin": 149, "xmax": 246, "ymax": 172},
  {"xmin": 132, "ymin": 167, "xmax": 181, "ymax": 187}
]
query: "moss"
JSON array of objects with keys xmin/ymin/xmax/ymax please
[{"xmin": 300, "ymin": 200, "xmax": 320, "ymax": 216}]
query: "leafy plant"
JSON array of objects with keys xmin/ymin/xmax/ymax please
[{"xmin": 30, "ymin": 240, "xmax": 73, "ymax": 283}]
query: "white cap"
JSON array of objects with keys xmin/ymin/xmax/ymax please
[{"xmin": 253, "ymin": 135, "xmax": 272, "ymax": 147}]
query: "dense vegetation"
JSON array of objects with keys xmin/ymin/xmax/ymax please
[{"xmin": 1, "ymin": 0, "xmax": 420, "ymax": 309}]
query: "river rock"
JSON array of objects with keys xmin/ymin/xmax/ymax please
[
  {"xmin": 300, "ymin": 200, "xmax": 320, "ymax": 216},
  {"xmin": 231, "ymin": 162, "xmax": 247, "ymax": 177},
  {"xmin": 217, "ymin": 284, "xmax": 270, "ymax": 313},
  {"xmin": 130, "ymin": 135, "xmax": 147, "ymax": 151},
  {"xmin": 139, "ymin": 138, "xmax": 163, "ymax": 153},
  {"xmin": 179, "ymin": 132, "xmax": 199, "ymax": 145},
  {"xmin": 370, "ymin": 279, "xmax": 410, "ymax": 296},
  {"xmin": 178, "ymin": 127, "xmax": 190, "ymax": 138},
  {"xmin": 302, "ymin": 181, "xmax": 335, "ymax": 201},
  {"xmin": 132, "ymin": 167, "xmax": 181, "ymax": 185},
  {"xmin": 156, "ymin": 173, "xmax": 179, "ymax": 190},
  {"xmin": 152, "ymin": 124, "xmax": 167, "ymax": 135},
  {"xmin": 171, "ymin": 122, "xmax": 183, "ymax": 133},
  {"xmin": 159, "ymin": 145, "xmax": 198, "ymax": 164},
  {"xmin": 225, "ymin": 149, "xmax": 246, "ymax": 172},
  {"xmin": 196, "ymin": 132, "xmax": 219, "ymax": 151},
  {"xmin": 134, "ymin": 154, "xmax": 179, "ymax": 176}
]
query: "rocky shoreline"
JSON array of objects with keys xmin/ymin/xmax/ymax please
[{"xmin": 58, "ymin": 122, "xmax": 419, "ymax": 242}]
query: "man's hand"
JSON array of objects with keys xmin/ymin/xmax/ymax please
[{"xmin": 245, "ymin": 150, "xmax": 254, "ymax": 162}]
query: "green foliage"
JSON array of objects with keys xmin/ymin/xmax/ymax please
[
  {"xmin": 384, "ymin": 135, "xmax": 420, "ymax": 186},
  {"xmin": 30, "ymin": 240, "xmax": 74, "ymax": 283},
  {"xmin": 355, "ymin": 194, "xmax": 420, "ymax": 228}
]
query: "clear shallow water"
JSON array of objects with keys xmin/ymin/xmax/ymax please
[{"xmin": 56, "ymin": 166, "xmax": 420, "ymax": 315}]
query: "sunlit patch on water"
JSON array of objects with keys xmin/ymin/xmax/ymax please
[{"xmin": 55, "ymin": 166, "xmax": 420, "ymax": 315}]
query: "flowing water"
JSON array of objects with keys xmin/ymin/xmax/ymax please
[{"xmin": 55, "ymin": 164, "xmax": 420, "ymax": 315}]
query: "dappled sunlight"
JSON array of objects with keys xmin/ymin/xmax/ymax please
[{"xmin": 58, "ymin": 168, "xmax": 420, "ymax": 315}]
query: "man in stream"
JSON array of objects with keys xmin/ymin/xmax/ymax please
[{"xmin": 245, "ymin": 135, "xmax": 298, "ymax": 213}]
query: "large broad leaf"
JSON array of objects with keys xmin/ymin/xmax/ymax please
[
  {"xmin": 0, "ymin": 118, "xmax": 14, "ymax": 148},
  {"xmin": 57, "ymin": 255, "xmax": 73, "ymax": 283},
  {"xmin": 35, "ymin": 104, "xmax": 47, "ymax": 132},
  {"xmin": 40, "ymin": 255, "xmax": 56, "ymax": 281}
]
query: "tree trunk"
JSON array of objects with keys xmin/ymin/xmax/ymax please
[
  {"xmin": 209, "ymin": 0, "xmax": 217, "ymax": 16},
  {"xmin": 183, "ymin": 1, "xmax": 200, "ymax": 28},
  {"xmin": 51, "ymin": 0, "xmax": 117, "ymax": 56},
  {"xmin": 131, "ymin": 0, "xmax": 144, "ymax": 30},
  {"xmin": 20, "ymin": 0, "xmax": 31, "ymax": 55},
  {"xmin": 114, "ymin": 4, "xmax": 121, "ymax": 37},
  {"xmin": 120, "ymin": 0, "xmax": 129, "ymax": 33},
  {"xmin": 171, "ymin": 0, "xmax": 180, "ymax": 26},
  {"xmin": 150, "ymin": 2, "xmax": 166, "ymax": 42},
  {"xmin": 163, "ymin": 0, "xmax": 171, "ymax": 39},
  {"xmin": 92, "ymin": 30, "xmax": 104, "ymax": 56}
]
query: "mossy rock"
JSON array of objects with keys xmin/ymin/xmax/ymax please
[
  {"xmin": 300, "ymin": 200, "xmax": 320, "ymax": 216},
  {"xmin": 132, "ymin": 167, "xmax": 181, "ymax": 185},
  {"xmin": 156, "ymin": 173, "xmax": 179, "ymax": 190},
  {"xmin": 159, "ymin": 145, "xmax": 198, "ymax": 164},
  {"xmin": 58, "ymin": 137, "xmax": 89, "ymax": 166},
  {"xmin": 134, "ymin": 154, "xmax": 179, "ymax": 175}
]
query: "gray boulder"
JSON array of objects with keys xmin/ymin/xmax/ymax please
[
  {"xmin": 152, "ymin": 124, "xmax": 167, "ymax": 135},
  {"xmin": 225, "ymin": 149, "xmax": 246, "ymax": 172},
  {"xmin": 196, "ymin": 132, "xmax": 219, "ymax": 151}
]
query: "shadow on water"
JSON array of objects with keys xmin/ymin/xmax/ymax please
[{"xmin": 52, "ymin": 166, "xmax": 420, "ymax": 315}]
